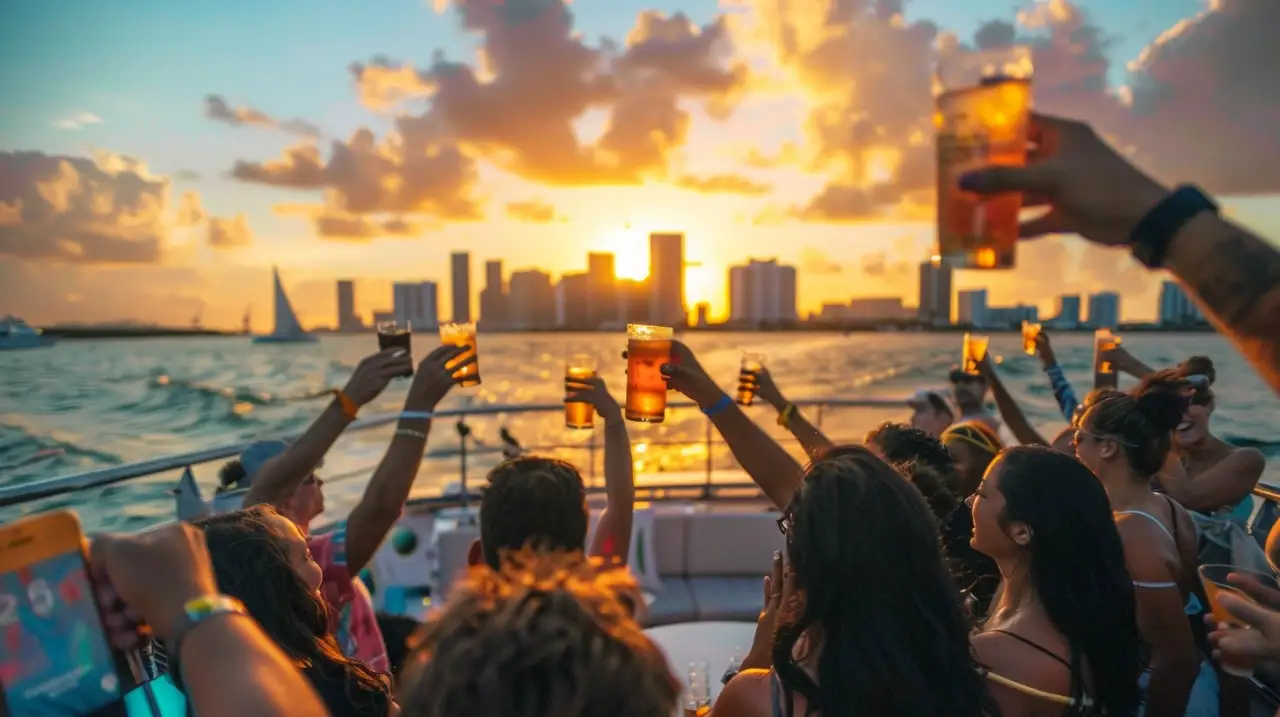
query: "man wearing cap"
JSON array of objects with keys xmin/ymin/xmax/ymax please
[
  {"xmin": 226, "ymin": 343, "xmax": 472, "ymax": 673},
  {"xmin": 906, "ymin": 388, "xmax": 956, "ymax": 438},
  {"xmin": 948, "ymin": 368, "xmax": 1002, "ymax": 436}
]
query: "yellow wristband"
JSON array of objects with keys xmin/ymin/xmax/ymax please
[
  {"xmin": 332, "ymin": 389, "xmax": 359, "ymax": 421},
  {"xmin": 777, "ymin": 403, "xmax": 797, "ymax": 428}
]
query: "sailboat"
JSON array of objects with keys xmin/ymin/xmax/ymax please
[{"xmin": 252, "ymin": 267, "xmax": 317, "ymax": 344}]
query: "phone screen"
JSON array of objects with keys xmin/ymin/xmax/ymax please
[{"xmin": 0, "ymin": 517, "xmax": 125, "ymax": 717}]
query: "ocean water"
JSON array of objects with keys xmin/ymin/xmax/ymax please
[{"xmin": 2, "ymin": 331, "xmax": 1278, "ymax": 532}]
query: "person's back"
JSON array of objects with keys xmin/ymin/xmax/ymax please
[{"xmin": 397, "ymin": 549, "xmax": 679, "ymax": 717}]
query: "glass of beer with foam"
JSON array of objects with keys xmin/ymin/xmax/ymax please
[
  {"xmin": 564, "ymin": 354, "xmax": 597, "ymax": 430},
  {"xmin": 962, "ymin": 333, "xmax": 989, "ymax": 375},
  {"xmin": 1093, "ymin": 329, "xmax": 1120, "ymax": 389},
  {"xmin": 1021, "ymin": 321, "xmax": 1041, "ymax": 356},
  {"xmin": 624, "ymin": 324, "xmax": 673, "ymax": 423},
  {"xmin": 935, "ymin": 46, "xmax": 1033, "ymax": 269},
  {"xmin": 736, "ymin": 353, "xmax": 765, "ymax": 406},
  {"xmin": 439, "ymin": 321, "xmax": 480, "ymax": 387}
]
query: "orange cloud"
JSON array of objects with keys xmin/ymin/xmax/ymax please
[
  {"xmin": 673, "ymin": 173, "xmax": 771, "ymax": 195},
  {"xmin": 207, "ymin": 215, "xmax": 253, "ymax": 248},
  {"xmin": 504, "ymin": 200, "xmax": 563, "ymax": 224},
  {"xmin": 204, "ymin": 95, "xmax": 321, "ymax": 137},
  {"xmin": 0, "ymin": 151, "xmax": 173, "ymax": 264}
]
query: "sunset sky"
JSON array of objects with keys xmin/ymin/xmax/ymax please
[{"xmin": 1, "ymin": 0, "xmax": 1277, "ymax": 330}]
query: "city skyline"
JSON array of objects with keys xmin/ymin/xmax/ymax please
[{"xmin": 2, "ymin": 0, "xmax": 1278, "ymax": 330}]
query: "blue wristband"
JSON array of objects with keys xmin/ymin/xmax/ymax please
[
  {"xmin": 701, "ymin": 394, "xmax": 733, "ymax": 417},
  {"xmin": 401, "ymin": 410, "xmax": 434, "ymax": 420}
]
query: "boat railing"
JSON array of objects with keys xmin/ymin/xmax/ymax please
[{"xmin": 0, "ymin": 396, "xmax": 904, "ymax": 509}]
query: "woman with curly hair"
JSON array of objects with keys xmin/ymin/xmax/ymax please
[{"xmin": 194, "ymin": 507, "xmax": 394, "ymax": 717}]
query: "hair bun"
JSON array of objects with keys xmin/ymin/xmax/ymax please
[
  {"xmin": 1135, "ymin": 387, "xmax": 1186, "ymax": 434},
  {"xmin": 1180, "ymin": 356, "xmax": 1216, "ymax": 385}
]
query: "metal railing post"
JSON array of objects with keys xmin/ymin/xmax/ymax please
[
  {"xmin": 456, "ymin": 418, "xmax": 470, "ymax": 514},
  {"xmin": 816, "ymin": 404, "xmax": 825, "ymax": 429},
  {"xmin": 588, "ymin": 430, "xmax": 598, "ymax": 487},
  {"xmin": 703, "ymin": 418, "xmax": 713, "ymax": 500}
]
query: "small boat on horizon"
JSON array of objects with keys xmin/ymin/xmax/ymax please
[
  {"xmin": 252, "ymin": 267, "xmax": 317, "ymax": 344},
  {"xmin": 0, "ymin": 316, "xmax": 56, "ymax": 350}
]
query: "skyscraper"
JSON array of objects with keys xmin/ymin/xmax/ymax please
[
  {"xmin": 1050, "ymin": 295, "xmax": 1081, "ymax": 328},
  {"xmin": 336, "ymin": 279, "xmax": 361, "ymax": 332},
  {"xmin": 479, "ymin": 260, "xmax": 506, "ymax": 330},
  {"xmin": 450, "ymin": 252, "xmax": 471, "ymax": 323},
  {"xmin": 586, "ymin": 252, "xmax": 617, "ymax": 329},
  {"xmin": 392, "ymin": 282, "xmax": 439, "ymax": 330},
  {"xmin": 508, "ymin": 269, "xmax": 555, "ymax": 330},
  {"xmin": 1158, "ymin": 281, "xmax": 1204, "ymax": 326},
  {"xmin": 555, "ymin": 273, "xmax": 589, "ymax": 329},
  {"xmin": 648, "ymin": 233, "xmax": 686, "ymax": 326},
  {"xmin": 957, "ymin": 289, "xmax": 989, "ymax": 327},
  {"xmin": 1087, "ymin": 292, "xmax": 1121, "ymax": 329},
  {"xmin": 916, "ymin": 260, "xmax": 953, "ymax": 326},
  {"xmin": 728, "ymin": 259, "xmax": 798, "ymax": 326}
]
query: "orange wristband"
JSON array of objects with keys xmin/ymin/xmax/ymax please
[{"xmin": 332, "ymin": 389, "xmax": 359, "ymax": 421}]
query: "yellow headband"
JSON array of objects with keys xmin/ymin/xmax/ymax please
[{"xmin": 942, "ymin": 423, "xmax": 1001, "ymax": 455}]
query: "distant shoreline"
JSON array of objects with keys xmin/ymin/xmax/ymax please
[{"xmin": 39, "ymin": 325, "xmax": 1219, "ymax": 339}]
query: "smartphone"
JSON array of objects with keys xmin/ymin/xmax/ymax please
[{"xmin": 0, "ymin": 510, "xmax": 131, "ymax": 717}]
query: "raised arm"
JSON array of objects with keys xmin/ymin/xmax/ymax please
[
  {"xmin": 93, "ymin": 524, "xmax": 329, "ymax": 717},
  {"xmin": 754, "ymin": 368, "xmax": 834, "ymax": 460},
  {"xmin": 977, "ymin": 355, "xmax": 1048, "ymax": 447},
  {"xmin": 244, "ymin": 349, "xmax": 411, "ymax": 507},
  {"xmin": 343, "ymin": 344, "xmax": 470, "ymax": 574},
  {"xmin": 1033, "ymin": 332, "xmax": 1080, "ymax": 422},
  {"xmin": 961, "ymin": 112, "xmax": 1280, "ymax": 397},
  {"xmin": 567, "ymin": 376, "xmax": 635, "ymax": 563},
  {"xmin": 659, "ymin": 342, "xmax": 804, "ymax": 509}
]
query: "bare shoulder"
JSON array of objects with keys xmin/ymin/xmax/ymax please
[
  {"xmin": 711, "ymin": 669, "xmax": 773, "ymax": 717},
  {"xmin": 1228, "ymin": 446, "xmax": 1266, "ymax": 474}
]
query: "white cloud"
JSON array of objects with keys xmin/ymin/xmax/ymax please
[{"xmin": 52, "ymin": 112, "xmax": 103, "ymax": 131}]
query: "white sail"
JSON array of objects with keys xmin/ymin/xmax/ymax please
[{"xmin": 253, "ymin": 267, "xmax": 316, "ymax": 342}]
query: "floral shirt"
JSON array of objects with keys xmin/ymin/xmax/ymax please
[{"xmin": 308, "ymin": 524, "xmax": 389, "ymax": 673}]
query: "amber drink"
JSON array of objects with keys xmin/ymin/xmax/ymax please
[
  {"xmin": 1021, "ymin": 321, "xmax": 1041, "ymax": 356},
  {"xmin": 439, "ymin": 321, "xmax": 480, "ymax": 386},
  {"xmin": 625, "ymin": 324, "xmax": 673, "ymax": 423},
  {"xmin": 935, "ymin": 46, "xmax": 1033, "ymax": 269},
  {"xmin": 736, "ymin": 353, "xmax": 765, "ymax": 406},
  {"xmin": 962, "ymin": 333, "xmax": 990, "ymax": 375},
  {"xmin": 1093, "ymin": 329, "xmax": 1120, "ymax": 389},
  {"xmin": 565, "ymin": 354, "xmax": 597, "ymax": 430},
  {"xmin": 1199, "ymin": 564, "xmax": 1280, "ymax": 676}
]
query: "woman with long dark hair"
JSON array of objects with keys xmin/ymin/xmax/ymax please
[
  {"xmin": 712, "ymin": 445, "xmax": 998, "ymax": 717},
  {"xmin": 195, "ymin": 507, "xmax": 395, "ymax": 717},
  {"xmin": 970, "ymin": 446, "xmax": 1143, "ymax": 716},
  {"xmin": 1075, "ymin": 389, "xmax": 1217, "ymax": 715}
]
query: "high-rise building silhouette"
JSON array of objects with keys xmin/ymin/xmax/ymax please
[
  {"xmin": 957, "ymin": 289, "xmax": 988, "ymax": 327},
  {"xmin": 586, "ymin": 252, "xmax": 617, "ymax": 329},
  {"xmin": 1087, "ymin": 292, "xmax": 1121, "ymax": 329},
  {"xmin": 508, "ymin": 269, "xmax": 555, "ymax": 330},
  {"xmin": 1158, "ymin": 281, "xmax": 1204, "ymax": 326},
  {"xmin": 450, "ymin": 252, "xmax": 471, "ymax": 323},
  {"xmin": 555, "ymin": 273, "xmax": 589, "ymax": 329},
  {"xmin": 336, "ymin": 279, "xmax": 361, "ymax": 332},
  {"xmin": 1049, "ymin": 295, "xmax": 1081, "ymax": 328},
  {"xmin": 727, "ymin": 259, "xmax": 797, "ymax": 326},
  {"xmin": 479, "ymin": 260, "xmax": 507, "ymax": 329},
  {"xmin": 392, "ymin": 282, "xmax": 439, "ymax": 330},
  {"xmin": 695, "ymin": 302, "xmax": 710, "ymax": 327},
  {"xmin": 917, "ymin": 260, "xmax": 953, "ymax": 326},
  {"xmin": 617, "ymin": 278, "xmax": 651, "ymax": 325},
  {"xmin": 648, "ymin": 233, "xmax": 686, "ymax": 326}
]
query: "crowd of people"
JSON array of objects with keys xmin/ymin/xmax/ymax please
[{"xmin": 73, "ymin": 111, "xmax": 1280, "ymax": 717}]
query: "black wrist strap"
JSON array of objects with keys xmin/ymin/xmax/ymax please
[{"xmin": 1129, "ymin": 184, "xmax": 1218, "ymax": 269}]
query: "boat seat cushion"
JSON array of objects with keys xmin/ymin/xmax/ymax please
[
  {"xmin": 436, "ymin": 525, "xmax": 480, "ymax": 599},
  {"xmin": 643, "ymin": 576, "xmax": 697, "ymax": 627},
  {"xmin": 685, "ymin": 513, "xmax": 783, "ymax": 576},
  {"xmin": 688, "ymin": 576, "xmax": 766, "ymax": 622}
]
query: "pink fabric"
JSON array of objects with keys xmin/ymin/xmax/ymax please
[{"xmin": 309, "ymin": 530, "xmax": 389, "ymax": 673}]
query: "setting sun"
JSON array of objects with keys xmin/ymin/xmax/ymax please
[{"xmin": 602, "ymin": 224, "xmax": 651, "ymax": 281}]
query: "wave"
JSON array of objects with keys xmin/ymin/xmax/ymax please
[{"xmin": 0, "ymin": 422, "xmax": 123, "ymax": 480}]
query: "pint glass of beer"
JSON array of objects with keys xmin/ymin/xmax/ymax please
[
  {"xmin": 564, "ymin": 354, "xmax": 597, "ymax": 430},
  {"xmin": 1021, "ymin": 321, "xmax": 1041, "ymax": 356},
  {"xmin": 736, "ymin": 353, "xmax": 765, "ymax": 406},
  {"xmin": 376, "ymin": 320, "xmax": 414, "ymax": 378},
  {"xmin": 439, "ymin": 321, "xmax": 480, "ymax": 386},
  {"xmin": 962, "ymin": 333, "xmax": 990, "ymax": 375},
  {"xmin": 1198, "ymin": 564, "xmax": 1280, "ymax": 676},
  {"xmin": 1093, "ymin": 329, "xmax": 1120, "ymax": 389},
  {"xmin": 935, "ymin": 46, "xmax": 1033, "ymax": 269},
  {"xmin": 624, "ymin": 324, "xmax": 673, "ymax": 423}
]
